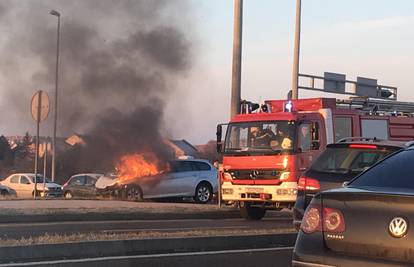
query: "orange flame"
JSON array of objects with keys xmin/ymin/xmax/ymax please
[{"xmin": 116, "ymin": 153, "xmax": 161, "ymax": 182}]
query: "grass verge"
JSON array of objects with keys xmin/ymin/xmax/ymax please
[{"xmin": 0, "ymin": 228, "xmax": 296, "ymax": 247}]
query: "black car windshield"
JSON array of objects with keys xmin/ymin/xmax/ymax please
[
  {"xmin": 350, "ymin": 150, "xmax": 414, "ymax": 190},
  {"xmin": 310, "ymin": 146, "xmax": 398, "ymax": 175},
  {"xmin": 224, "ymin": 121, "xmax": 296, "ymax": 155}
]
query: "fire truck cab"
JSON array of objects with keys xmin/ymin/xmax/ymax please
[{"xmin": 217, "ymin": 97, "xmax": 414, "ymax": 220}]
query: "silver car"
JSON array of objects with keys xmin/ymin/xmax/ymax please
[{"xmin": 98, "ymin": 159, "xmax": 218, "ymax": 204}]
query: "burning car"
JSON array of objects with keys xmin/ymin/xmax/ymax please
[{"xmin": 96, "ymin": 156, "xmax": 218, "ymax": 204}]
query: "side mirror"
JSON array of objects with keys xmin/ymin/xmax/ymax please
[
  {"xmin": 342, "ymin": 181, "xmax": 349, "ymax": 187},
  {"xmin": 216, "ymin": 124, "xmax": 223, "ymax": 153}
]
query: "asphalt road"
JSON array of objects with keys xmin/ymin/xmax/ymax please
[
  {"xmin": 1, "ymin": 247, "xmax": 294, "ymax": 267},
  {"xmin": 0, "ymin": 200, "xmax": 296, "ymax": 266},
  {"xmin": 0, "ymin": 215, "xmax": 293, "ymax": 239}
]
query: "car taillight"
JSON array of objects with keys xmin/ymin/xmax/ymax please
[
  {"xmin": 297, "ymin": 177, "xmax": 320, "ymax": 191},
  {"xmin": 323, "ymin": 207, "xmax": 345, "ymax": 233},
  {"xmin": 301, "ymin": 205, "xmax": 322, "ymax": 233},
  {"xmin": 301, "ymin": 204, "xmax": 345, "ymax": 234}
]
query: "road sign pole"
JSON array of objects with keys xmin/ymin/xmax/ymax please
[
  {"xmin": 43, "ymin": 139, "xmax": 48, "ymax": 198},
  {"xmin": 30, "ymin": 90, "xmax": 50, "ymax": 199},
  {"xmin": 34, "ymin": 91, "xmax": 42, "ymax": 199}
]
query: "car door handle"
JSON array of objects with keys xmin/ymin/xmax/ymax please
[{"xmin": 299, "ymin": 168, "xmax": 307, "ymax": 171}]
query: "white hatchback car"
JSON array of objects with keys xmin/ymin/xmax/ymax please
[{"xmin": 1, "ymin": 173, "xmax": 63, "ymax": 198}]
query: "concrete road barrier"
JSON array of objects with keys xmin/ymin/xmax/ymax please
[
  {"xmin": 0, "ymin": 200, "xmax": 243, "ymax": 223},
  {"xmin": 0, "ymin": 233, "xmax": 297, "ymax": 264}
]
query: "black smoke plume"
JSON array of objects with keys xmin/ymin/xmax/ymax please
[{"xmin": 0, "ymin": 0, "xmax": 192, "ymax": 181}]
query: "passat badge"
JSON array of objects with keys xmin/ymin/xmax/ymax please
[{"xmin": 389, "ymin": 217, "xmax": 408, "ymax": 238}]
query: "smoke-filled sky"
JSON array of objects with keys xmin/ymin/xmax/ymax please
[
  {"xmin": 0, "ymin": 0, "xmax": 194, "ymax": 144},
  {"xmin": 1, "ymin": 0, "xmax": 414, "ymax": 145}
]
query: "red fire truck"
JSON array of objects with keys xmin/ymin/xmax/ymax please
[{"xmin": 216, "ymin": 96, "xmax": 414, "ymax": 220}]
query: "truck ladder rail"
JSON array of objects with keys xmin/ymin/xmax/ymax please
[{"xmin": 336, "ymin": 97, "xmax": 414, "ymax": 116}]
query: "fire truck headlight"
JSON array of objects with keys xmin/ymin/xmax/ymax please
[
  {"xmin": 280, "ymin": 172, "xmax": 290, "ymax": 181},
  {"xmin": 223, "ymin": 172, "xmax": 233, "ymax": 180},
  {"xmin": 222, "ymin": 188, "xmax": 234, "ymax": 195}
]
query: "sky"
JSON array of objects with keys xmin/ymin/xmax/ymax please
[
  {"xmin": 1, "ymin": 0, "xmax": 414, "ymax": 145},
  {"xmin": 174, "ymin": 0, "xmax": 414, "ymax": 144}
]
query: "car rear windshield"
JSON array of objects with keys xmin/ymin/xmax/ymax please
[
  {"xmin": 350, "ymin": 150, "xmax": 414, "ymax": 190},
  {"xmin": 310, "ymin": 145, "xmax": 399, "ymax": 176}
]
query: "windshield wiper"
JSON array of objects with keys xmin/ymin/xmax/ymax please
[{"xmin": 226, "ymin": 147, "xmax": 285, "ymax": 155}]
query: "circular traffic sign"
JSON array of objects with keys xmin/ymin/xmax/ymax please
[{"xmin": 31, "ymin": 90, "xmax": 50, "ymax": 123}]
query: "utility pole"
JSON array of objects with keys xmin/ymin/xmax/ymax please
[
  {"xmin": 33, "ymin": 91, "xmax": 42, "ymax": 199},
  {"xmin": 291, "ymin": 0, "xmax": 302, "ymax": 99},
  {"xmin": 50, "ymin": 10, "xmax": 61, "ymax": 182},
  {"xmin": 230, "ymin": 0, "xmax": 243, "ymax": 118}
]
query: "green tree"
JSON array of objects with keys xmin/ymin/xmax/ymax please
[{"xmin": 0, "ymin": 135, "xmax": 14, "ymax": 167}]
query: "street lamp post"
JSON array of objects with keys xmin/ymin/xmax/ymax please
[
  {"xmin": 291, "ymin": 0, "xmax": 302, "ymax": 99},
  {"xmin": 230, "ymin": 0, "xmax": 243, "ymax": 118},
  {"xmin": 50, "ymin": 9, "xmax": 60, "ymax": 182}
]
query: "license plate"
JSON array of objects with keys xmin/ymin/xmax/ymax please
[{"xmin": 246, "ymin": 187, "xmax": 264, "ymax": 193}]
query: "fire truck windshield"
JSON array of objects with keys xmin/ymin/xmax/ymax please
[{"xmin": 224, "ymin": 121, "xmax": 296, "ymax": 155}]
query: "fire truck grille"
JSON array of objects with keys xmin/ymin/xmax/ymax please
[{"xmin": 229, "ymin": 170, "xmax": 282, "ymax": 180}]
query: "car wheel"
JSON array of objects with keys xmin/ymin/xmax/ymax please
[
  {"xmin": 64, "ymin": 191, "xmax": 73, "ymax": 199},
  {"xmin": 195, "ymin": 182, "xmax": 213, "ymax": 204},
  {"xmin": 0, "ymin": 190, "xmax": 8, "ymax": 199},
  {"xmin": 125, "ymin": 185, "xmax": 143, "ymax": 202},
  {"xmin": 239, "ymin": 202, "xmax": 266, "ymax": 220}
]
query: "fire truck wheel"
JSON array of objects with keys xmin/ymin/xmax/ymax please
[
  {"xmin": 194, "ymin": 182, "xmax": 213, "ymax": 204},
  {"xmin": 239, "ymin": 202, "xmax": 266, "ymax": 220},
  {"xmin": 124, "ymin": 185, "xmax": 143, "ymax": 202}
]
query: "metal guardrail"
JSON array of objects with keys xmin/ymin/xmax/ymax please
[
  {"xmin": 298, "ymin": 73, "xmax": 397, "ymax": 100},
  {"xmin": 336, "ymin": 98, "xmax": 414, "ymax": 115}
]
